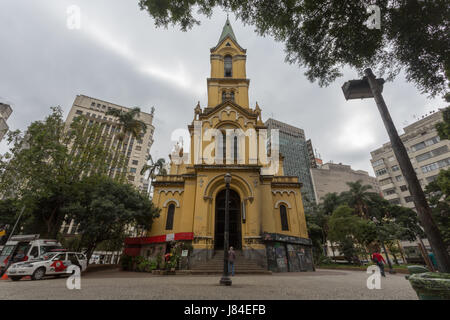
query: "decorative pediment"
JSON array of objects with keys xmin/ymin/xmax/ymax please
[{"xmin": 201, "ymin": 100, "xmax": 257, "ymax": 120}]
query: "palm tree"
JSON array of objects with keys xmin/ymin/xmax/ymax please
[
  {"xmin": 140, "ymin": 155, "xmax": 167, "ymax": 195},
  {"xmin": 105, "ymin": 107, "xmax": 147, "ymax": 180},
  {"xmin": 106, "ymin": 107, "xmax": 147, "ymax": 140},
  {"xmin": 321, "ymin": 192, "xmax": 342, "ymax": 215},
  {"xmin": 340, "ymin": 180, "xmax": 379, "ymax": 219}
]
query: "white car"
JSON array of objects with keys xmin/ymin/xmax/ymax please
[{"xmin": 6, "ymin": 251, "xmax": 87, "ymax": 281}]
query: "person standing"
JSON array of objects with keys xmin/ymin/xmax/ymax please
[
  {"xmin": 228, "ymin": 246, "xmax": 236, "ymax": 276},
  {"xmin": 372, "ymin": 251, "xmax": 386, "ymax": 277}
]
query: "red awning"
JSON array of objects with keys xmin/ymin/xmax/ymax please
[{"xmin": 124, "ymin": 232, "xmax": 194, "ymax": 245}]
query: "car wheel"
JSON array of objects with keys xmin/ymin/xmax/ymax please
[
  {"xmin": 10, "ymin": 276, "xmax": 22, "ymax": 281},
  {"xmin": 32, "ymin": 267, "xmax": 46, "ymax": 280}
]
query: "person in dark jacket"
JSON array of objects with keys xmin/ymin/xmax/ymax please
[{"xmin": 228, "ymin": 246, "xmax": 236, "ymax": 276}]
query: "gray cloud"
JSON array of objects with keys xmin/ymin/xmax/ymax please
[{"xmin": 0, "ymin": 0, "xmax": 446, "ymax": 177}]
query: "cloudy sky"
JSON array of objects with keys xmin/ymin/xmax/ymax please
[{"xmin": 0, "ymin": 0, "xmax": 446, "ymax": 175}]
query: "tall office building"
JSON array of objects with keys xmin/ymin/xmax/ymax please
[
  {"xmin": 0, "ymin": 102, "xmax": 12, "ymax": 141},
  {"xmin": 65, "ymin": 94, "xmax": 155, "ymax": 191},
  {"xmin": 370, "ymin": 109, "xmax": 449, "ymax": 209},
  {"xmin": 62, "ymin": 95, "xmax": 155, "ymax": 235},
  {"xmin": 265, "ymin": 118, "xmax": 316, "ymax": 206}
]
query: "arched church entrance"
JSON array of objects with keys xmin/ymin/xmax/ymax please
[{"xmin": 214, "ymin": 189, "xmax": 242, "ymax": 250}]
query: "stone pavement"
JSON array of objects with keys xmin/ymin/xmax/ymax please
[{"xmin": 0, "ymin": 268, "xmax": 417, "ymax": 300}]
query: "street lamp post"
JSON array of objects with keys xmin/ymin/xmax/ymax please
[
  {"xmin": 220, "ymin": 173, "xmax": 232, "ymax": 286},
  {"xmin": 342, "ymin": 68, "xmax": 450, "ymax": 272}
]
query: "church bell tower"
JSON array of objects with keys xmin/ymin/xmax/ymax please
[{"xmin": 207, "ymin": 17, "xmax": 250, "ymax": 109}]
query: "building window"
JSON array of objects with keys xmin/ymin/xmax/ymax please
[
  {"xmin": 388, "ymin": 198, "xmax": 401, "ymax": 205},
  {"xmin": 404, "ymin": 196, "xmax": 414, "ymax": 203},
  {"xmin": 395, "ymin": 175, "xmax": 403, "ymax": 182},
  {"xmin": 391, "ymin": 165, "xmax": 400, "ymax": 172},
  {"xmin": 165, "ymin": 204, "xmax": 175, "ymax": 230},
  {"xmin": 230, "ymin": 91, "xmax": 235, "ymax": 102},
  {"xmin": 222, "ymin": 91, "xmax": 227, "ymax": 102},
  {"xmin": 416, "ymin": 145, "xmax": 449, "ymax": 162},
  {"xmin": 411, "ymin": 136, "xmax": 440, "ymax": 152},
  {"xmin": 280, "ymin": 205, "xmax": 289, "ymax": 231},
  {"xmin": 421, "ymin": 158, "xmax": 450, "ymax": 173},
  {"xmin": 426, "ymin": 175, "xmax": 438, "ymax": 183},
  {"xmin": 400, "ymin": 185, "xmax": 408, "ymax": 192},
  {"xmin": 130, "ymin": 168, "xmax": 137, "ymax": 173},
  {"xmin": 379, "ymin": 177, "xmax": 392, "ymax": 186},
  {"xmin": 136, "ymin": 146, "xmax": 142, "ymax": 151},
  {"xmin": 372, "ymin": 159, "xmax": 384, "ymax": 167},
  {"xmin": 75, "ymin": 110, "xmax": 83, "ymax": 115},
  {"xmin": 132, "ymin": 160, "xmax": 138, "ymax": 165},
  {"xmin": 224, "ymin": 55, "xmax": 232, "ymax": 77},
  {"xmin": 375, "ymin": 168, "xmax": 388, "ymax": 176},
  {"xmin": 384, "ymin": 188, "xmax": 396, "ymax": 196}
]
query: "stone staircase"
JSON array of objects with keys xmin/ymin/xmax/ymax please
[{"xmin": 190, "ymin": 250, "xmax": 271, "ymax": 275}]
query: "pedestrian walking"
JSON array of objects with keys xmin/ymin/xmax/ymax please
[
  {"xmin": 228, "ymin": 246, "xmax": 236, "ymax": 276},
  {"xmin": 372, "ymin": 251, "xmax": 386, "ymax": 277}
]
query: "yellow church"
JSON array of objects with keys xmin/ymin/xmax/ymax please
[{"xmin": 125, "ymin": 18, "xmax": 314, "ymax": 272}]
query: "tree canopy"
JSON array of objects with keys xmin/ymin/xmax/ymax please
[
  {"xmin": 64, "ymin": 175, "xmax": 160, "ymax": 260},
  {"xmin": 138, "ymin": 0, "xmax": 449, "ymax": 97}
]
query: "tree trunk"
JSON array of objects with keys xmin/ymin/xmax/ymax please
[{"xmin": 365, "ymin": 68, "xmax": 450, "ymax": 273}]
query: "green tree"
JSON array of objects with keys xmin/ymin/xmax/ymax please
[
  {"xmin": 0, "ymin": 199, "xmax": 22, "ymax": 244},
  {"xmin": 321, "ymin": 192, "xmax": 342, "ymax": 216},
  {"xmin": 0, "ymin": 107, "xmax": 116, "ymax": 237},
  {"xmin": 140, "ymin": 155, "xmax": 167, "ymax": 194},
  {"xmin": 340, "ymin": 180, "xmax": 378, "ymax": 219},
  {"xmin": 106, "ymin": 107, "xmax": 147, "ymax": 140},
  {"xmin": 64, "ymin": 175, "xmax": 160, "ymax": 262},
  {"xmin": 435, "ymin": 107, "xmax": 450, "ymax": 140},
  {"xmin": 425, "ymin": 172, "xmax": 450, "ymax": 248},
  {"xmin": 138, "ymin": 0, "xmax": 449, "ymax": 97},
  {"xmin": 328, "ymin": 205, "xmax": 376, "ymax": 264}
]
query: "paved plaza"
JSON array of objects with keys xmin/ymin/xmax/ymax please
[{"xmin": 0, "ymin": 268, "xmax": 417, "ymax": 300}]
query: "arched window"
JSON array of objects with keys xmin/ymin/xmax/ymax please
[
  {"xmin": 224, "ymin": 55, "xmax": 232, "ymax": 77},
  {"xmin": 165, "ymin": 204, "xmax": 175, "ymax": 230},
  {"xmin": 222, "ymin": 91, "xmax": 227, "ymax": 102},
  {"xmin": 230, "ymin": 91, "xmax": 235, "ymax": 102},
  {"xmin": 280, "ymin": 205, "xmax": 289, "ymax": 231}
]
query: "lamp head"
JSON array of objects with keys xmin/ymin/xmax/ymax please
[{"xmin": 224, "ymin": 173, "xmax": 232, "ymax": 184}]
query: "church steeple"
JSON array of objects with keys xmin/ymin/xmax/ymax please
[
  {"xmin": 207, "ymin": 17, "xmax": 249, "ymax": 108},
  {"xmin": 217, "ymin": 16, "xmax": 238, "ymax": 47}
]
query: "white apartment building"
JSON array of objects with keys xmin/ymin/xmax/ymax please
[
  {"xmin": 370, "ymin": 109, "xmax": 448, "ymax": 209},
  {"xmin": 62, "ymin": 94, "xmax": 155, "ymax": 235}
]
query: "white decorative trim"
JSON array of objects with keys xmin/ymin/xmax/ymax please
[
  {"xmin": 163, "ymin": 199, "xmax": 180, "ymax": 208},
  {"xmin": 275, "ymin": 200, "xmax": 292, "ymax": 209},
  {"xmin": 271, "ymin": 189, "xmax": 297, "ymax": 195},
  {"xmin": 159, "ymin": 188, "xmax": 184, "ymax": 195}
]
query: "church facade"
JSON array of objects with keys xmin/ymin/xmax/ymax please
[{"xmin": 125, "ymin": 19, "xmax": 314, "ymax": 272}]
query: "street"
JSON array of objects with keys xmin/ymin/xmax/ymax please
[{"xmin": 0, "ymin": 268, "xmax": 417, "ymax": 300}]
